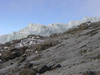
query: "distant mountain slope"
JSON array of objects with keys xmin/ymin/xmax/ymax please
[
  {"xmin": 0, "ymin": 17, "xmax": 100, "ymax": 44},
  {"xmin": 1, "ymin": 21, "xmax": 100, "ymax": 75}
]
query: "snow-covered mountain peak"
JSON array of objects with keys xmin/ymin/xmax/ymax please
[
  {"xmin": 28, "ymin": 23, "xmax": 45, "ymax": 28},
  {"xmin": 0, "ymin": 17, "xmax": 100, "ymax": 44},
  {"xmin": 68, "ymin": 17, "xmax": 100, "ymax": 28}
]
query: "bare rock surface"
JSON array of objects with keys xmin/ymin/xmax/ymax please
[{"xmin": 0, "ymin": 22, "xmax": 100, "ymax": 75}]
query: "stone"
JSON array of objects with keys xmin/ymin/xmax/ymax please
[
  {"xmin": 81, "ymin": 49, "xmax": 87, "ymax": 53},
  {"xmin": 82, "ymin": 71, "xmax": 96, "ymax": 75},
  {"xmin": 1, "ymin": 51, "xmax": 16, "ymax": 62},
  {"xmin": 25, "ymin": 62, "xmax": 33, "ymax": 68},
  {"xmin": 34, "ymin": 63, "xmax": 61, "ymax": 74},
  {"xmin": 38, "ymin": 65, "xmax": 50, "ymax": 74},
  {"xmin": 1, "ymin": 46, "xmax": 27, "ymax": 62},
  {"xmin": 49, "ymin": 64, "xmax": 61, "ymax": 70},
  {"xmin": 18, "ymin": 68, "xmax": 37, "ymax": 75},
  {"xmin": 18, "ymin": 54, "xmax": 26, "ymax": 63}
]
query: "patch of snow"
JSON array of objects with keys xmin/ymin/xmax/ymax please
[
  {"xmin": 4, "ymin": 46, "xmax": 8, "ymax": 49},
  {"xmin": 35, "ymin": 51, "xmax": 38, "ymax": 54},
  {"xmin": 0, "ymin": 60, "xmax": 2, "ymax": 63},
  {"xmin": 12, "ymin": 52, "xmax": 16, "ymax": 54}
]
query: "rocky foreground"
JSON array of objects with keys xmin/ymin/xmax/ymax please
[{"xmin": 0, "ymin": 21, "xmax": 100, "ymax": 75}]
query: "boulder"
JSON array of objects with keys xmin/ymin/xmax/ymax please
[
  {"xmin": 82, "ymin": 71, "xmax": 96, "ymax": 75},
  {"xmin": 1, "ymin": 46, "xmax": 27, "ymax": 62},
  {"xmin": 37, "ymin": 65, "xmax": 50, "ymax": 74},
  {"xmin": 4, "ymin": 42, "xmax": 11, "ymax": 46},
  {"xmin": 25, "ymin": 62, "xmax": 33, "ymax": 68},
  {"xmin": 1, "ymin": 51, "xmax": 17, "ymax": 61},
  {"xmin": 11, "ymin": 40, "xmax": 21, "ymax": 44},
  {"xmin": 18, "ymin": 68, "xmax": 37, "ymax": 75},
  {"xmin": 18, "ymin": 54, "xmax": 26, "ymax": 63},
  {"xmin": 50, "ymin": 64, "xmax": 61, "ymax": 70},
  {"xmin": 33, "ymin": 63, "xmax": 61, "ymax": 74}
]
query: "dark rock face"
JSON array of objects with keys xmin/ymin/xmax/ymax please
[
  {"xmin": 32, "ymin": 40, "xmax": 60, "ymax": 51},
  {"xmin": 1, "ymin": 46, "xmax": 27, "ymax": 62},
  {"xmin": 18, "ymin": 68, "xmax": 37, "ymax": 75},
  {"xmin": 0, "ymin": 40, "xmax": 21, "ymax": 48},
  {"xmin": 24, "ymin": 62, "xmax": 33, "ymax": 68},
  {"xmin": 18, "ymin": 54, "xmax": 27, "ymax": 63},
  {"xmin": 82, "ymin": 71, "xmax": 96, "ymax": 75},
  {"xmin": 11, "ymin": 40, "xmax": 21, "ymax": 44},
  {"xmin": 33, "ymin": 64, "xmax": 61, "ymax": 74},
  {"xmin": 1, "ymin": 50, "xmax": 17, "ymax": 62},
  {"xmin": 18, "ymin": 63, "xmax": 61, "ymax": 75},
  {"xmin": 16, "ymin": 47, "xmax": 27, "ymax": 56},
  {"xmin": 38, "ymin": 65, "xmax": 50, "ymax": 74},
  {"xmin": 4, "ymin": 42, "xmax": 11, "ymax": 46},
  {"xmin": 50, "ymin": 64, "xmax": 61, "ymax": 70}
]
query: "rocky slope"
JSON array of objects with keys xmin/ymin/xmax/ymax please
[
  {"xmin": 0, "ymin": 21, "xmax": 100, "ymax": 75},
  {"xmin": 0, "ymin": 17, "xmax": 100, "ymax": 44}
]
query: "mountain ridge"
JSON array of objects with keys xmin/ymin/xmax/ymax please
[
  {"xmin": 0, "ymin": 21, "xmax": 100, "ymax": 75},
  {"xmin": 0, "ymin": 17, "xmax": 100, "ymax": 44}
]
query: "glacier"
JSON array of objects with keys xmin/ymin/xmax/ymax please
[{"xmin": 0, "ymin": 17, "xmax": 100, "ymax": 44}]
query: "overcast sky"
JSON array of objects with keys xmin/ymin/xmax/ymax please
[{"xmin": 0, "ymin": 0, "xmax": 100, "ymax": 35}]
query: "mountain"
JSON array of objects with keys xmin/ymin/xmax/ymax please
[
  {"xmin": 0, "ymin": 20, "xmax": 100, "ymax": 75},
  {"xmin": 0, "ymin": 17, "xmax": 100, "ymax": 44}
]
